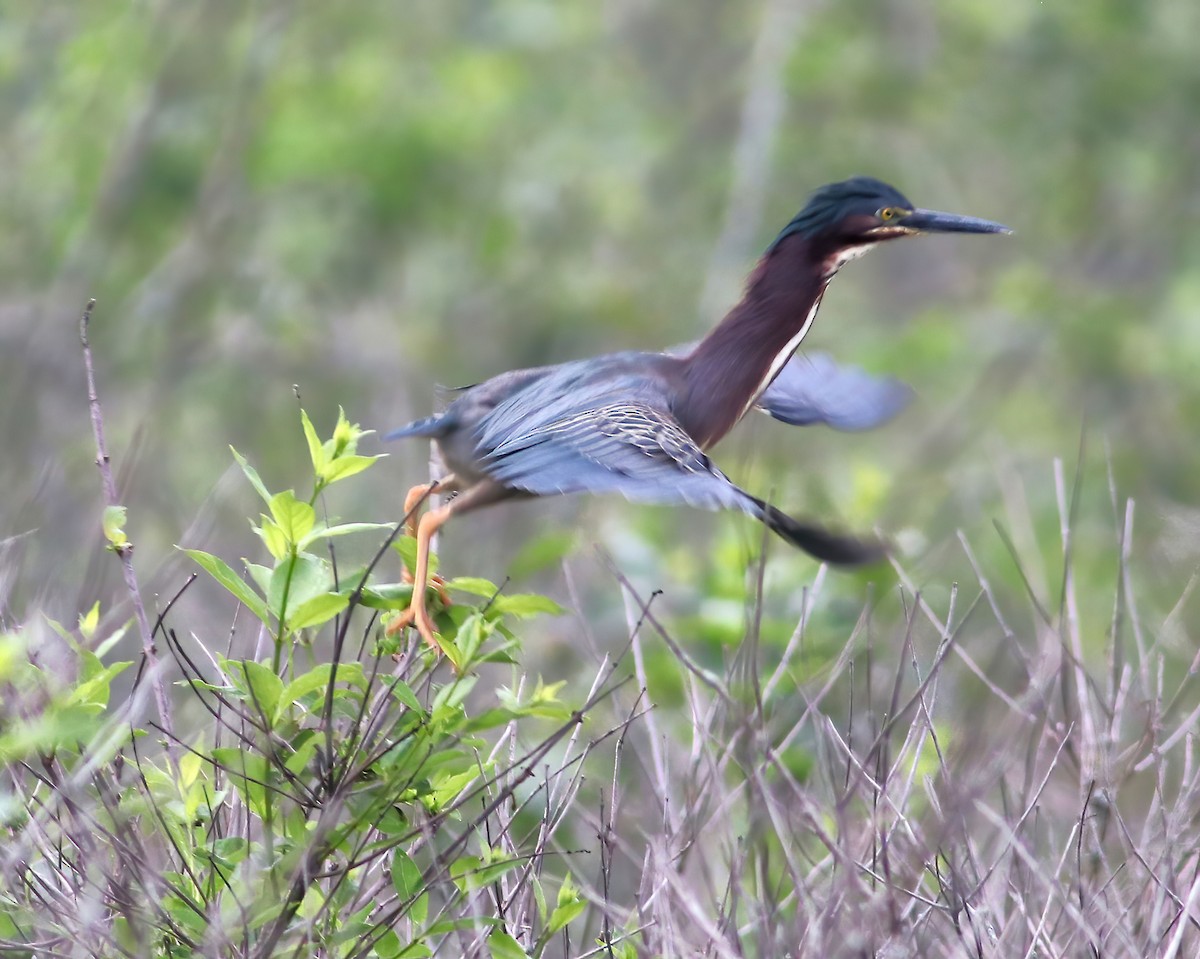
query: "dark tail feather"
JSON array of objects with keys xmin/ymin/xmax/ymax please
[
  {"xmin": 748, "ymin": 494, "xmax": 887, "ymax": 566},
  {"xmin": 383, "ymin": 413, "xmax": 453, "ymax": 442}
]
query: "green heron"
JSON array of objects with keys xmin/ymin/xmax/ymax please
[{"xmin": 385, "ymin": 176, "xmax": 1008, "ymax": 651}]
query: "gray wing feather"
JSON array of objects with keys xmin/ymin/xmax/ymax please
[
  {"xmin": 666, "ymin": 343, "xmax": 911, "ymax": 432},
  {"xmin": 757, "ymin": 352, "xmax": 912, "ymax": 431},
  {"xmin": 481, "ymin": 401, "xmax": 751, "ymax": 513},
  {"xmin": 475, "ymin": 357, "xmax": 623, "ymax": 452},
  {"xmin": 384, "ymin": 413, "xmax": 454, "ymax": 440},
  {"xmin": 477, "ymin": 400, "xmax": 882, "ymax": 564},
  {"xmin": 386, "ymin": 365, "xmax": 555, "ymax": 443}
]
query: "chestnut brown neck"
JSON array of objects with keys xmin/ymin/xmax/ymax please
[{"xmin": 677, "ymin": 233, "xmax": 834, "ymax": 449}]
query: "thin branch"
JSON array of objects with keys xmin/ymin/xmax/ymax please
[{"xmin": 79, "ymin": 298, "xmax": 175, "ymax": 755}]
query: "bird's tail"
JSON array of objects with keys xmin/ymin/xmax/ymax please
[
  {"xmin": 383, "ymin": 413, "xmax": 454, "ymax": 441},
  {"xmin": 745, "ymin": 493, "xmax": 886, "ymax": 566}
]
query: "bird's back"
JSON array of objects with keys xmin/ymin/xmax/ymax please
[
  {"xmin": 472, "ymin": 350, "xmax": 682, "ymax": 454},
  {"xmin": 390, "ymin": 350, "xmax": 684, "ymax": 485}
]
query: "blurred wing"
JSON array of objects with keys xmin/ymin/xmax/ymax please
[
  {"xmin": 757, "ymin": 352, "xmax": 913, "ymax": 431},
  {"xmin": 386, "ymin": 367, "xmax": 555, "ymax": 442},
  {"xmin": 480, "ymin": 402, "xmax": 884, "ymax": 565},
  {"xmin": 479, "ymin": 402, "xmax": 749, "ymax": 512}
]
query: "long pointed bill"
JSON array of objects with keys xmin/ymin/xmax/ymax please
[{"xmin": 904, "ymin": 208, "xmax": 1012, "ymax": 234}]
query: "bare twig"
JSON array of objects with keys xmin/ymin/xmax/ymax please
[{"xmin": 79, "ymin": 298, "xmax": 175, "ymax": 753}]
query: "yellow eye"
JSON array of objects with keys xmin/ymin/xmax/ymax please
[{"xmin": 879, "ymin": 207, "xmax": 898, "ymax": 221}]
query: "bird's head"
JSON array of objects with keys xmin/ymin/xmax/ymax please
[{"xmin": 769, "ymin": 176, "xmax": 1010, "ymax": 268}]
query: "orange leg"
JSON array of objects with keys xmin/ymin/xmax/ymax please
[
  {"xmin": 401, "ymin": 483, "xmax": 434, "ymax": 537},
  {"xmin": 398, "ymin": 481, "xmax": 451, "ymax": 607},
  {"xmin": 386, "ymin": 502, "xmax": 455, "ymax": 651}
]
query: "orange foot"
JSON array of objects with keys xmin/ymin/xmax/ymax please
[
  {"xmin": 385, "ymin": 577, "xmax": 455, "ymax": 660},
  {"xmin": 387, "ymin": 498, "xmax": 458, "ymax": 669},
  {"xmin": 404, "ymin": 571, "xmax": 451, "ymax": 611},
  {"xmin": 384, "ymin": 600, "xmax": 440, "ymax": 651},
  {"xmin": 386, "ymin": 574, "xmax": 452, "ymax": 641},
  {"xmin": 385, "ymin": 600, "xmax": 462, "ymax": 675}
]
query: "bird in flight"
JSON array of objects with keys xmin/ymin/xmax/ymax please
[{"xmin": 384, "ymin": 177, "xmax": 1008, "ymax": 652}]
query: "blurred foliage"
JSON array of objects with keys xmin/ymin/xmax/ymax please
[
  {"xmin": 3, "ymin": 5, "xmax": 1200, "ymax": 945},
  {"xmin": 1, "ymin": 0, "xmax": 1199, "ymax": 671}
]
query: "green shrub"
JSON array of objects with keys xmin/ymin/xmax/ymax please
[
  {"xmin": 5, "ymin": 410, "xmax": 1200, "ymax": 959},
  {"xmin": 0, "ymin": 410, "xmax": 614, "ymax": 958}
]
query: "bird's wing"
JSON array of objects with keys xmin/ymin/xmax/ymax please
[
  {"xmin": 756, "ymin": 352, "xmax": 912, "ymax": 431},
  {"xmin": 480, "ymin": 401, "xmax": 747, "ymax": 512},
  {"xmin": 665, "ymin": 343, "xmax": 911, "ymax": 431},
  {"xmin": 384, "ymin": 365, "xmax": 554, "ymax": 442},
  {"xmin": 479, "ymin": 401, "xmax": 882, "ymax": 564}
]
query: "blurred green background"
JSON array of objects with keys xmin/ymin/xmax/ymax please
[{"xmin": 2, "ymin": 0, "xmax": 1198, "ymax": 667}]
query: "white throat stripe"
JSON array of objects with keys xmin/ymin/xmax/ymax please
[{"xmin": 742, "ymin": 291, "xmax": 824, "ymax": 418}]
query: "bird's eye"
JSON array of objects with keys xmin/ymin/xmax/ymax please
[{"xmin": 878, "ymin": 207, "xmax": 899, "ymax": 221}]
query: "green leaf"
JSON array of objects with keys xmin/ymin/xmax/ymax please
[
  {"xmin": 269, "ymin": 490, "xmax": 316, "ymax": 545},
  {"xmin": 331, "ymin": 406, "xmax": 367, "ymax": 456},
  {"xmin": 102, "ymin": 505, "xmax": 128, "ymax": 548},
  {"xmin": 245, "ymin": 562, "xmax": 272, "ymax": 596},
  {"xmin": 425, "ymin": 917, "xmax": 500, "ymax": 937},
  {"xmin": 393, "ymin": 535, "xmax": 436, "ymax": 573},
  {"xmin": 492, "ymin": 593, "xmax": 565, "ymax": 619},
  {"xmin": 446, "ymin": 576, "xmax": 499, "ymax": 598},
  {"xmin": 69, "ymin": 660, "xmax": 132, "ymax": 709},
  {"xmin": 230, "ymin": 447, "xmax": 272, "ymax": 505},
  {"xmin": 454, "ymin": 613, "xmax": 491, "ymax": 666},
  {"xmin": 228, "ymin": 660, "xmax": 283, "ymax": 718},
  {"xmin": 359, "ymin": 583, "xmax": 414, "ymax": 610},
  {"xmin": 0, "ymin": 706, "xmax": 102, "ymax": 762},
  {"xmin": 432, "ymin": 675, "xmax": 476, "ymax": 712},
  {"xmin": 611, "ymin": 937, "xmax": 639, "ymax": 959},
  {"xmin": 495, "ymin": 678, "xmax": 570, "ymax": 721},
  {"xmin": 268, "ymin": 553, "xmax": 330, "ymax": 621},
  {"xmin": 256, "ymin": 516, "xmax": 288, "ymax": 560},
  {"xmin": 298, "ymin": 521, "xmax": 395, "ymax": 550},
  {"xmin": 487, "ymin": 931, "xmax": 530, "ymax": 959},
  {"xmin": 178, "ymin": 750, "xmax": 202, "ymax": 788},
  {"xmin": 472, "ymin": 855, "xmax": 522, "ymax": 887},
  {"xmin": 432, "ymin": 768, "xmax": 482, "ymax": 808},
  {"xmin": 300, "ymin": 409, "xmax": 327, "ymax": 476},
  {"xmin": 546, "ymin": 899, "xmax": 586, "ymax": 935},
  {"xmin": 78, "ymin": 601, "xmax": 101, "ymax": 639},
  {"xmin": 321, "ymin": 453, "xmax": 381, "ymax": 484},
  {"xmin": 202, "ymin": 836, "xmax": 249, "ymax": 870},
  {"xmin": 386, "ymin": 678, "xmax": 423, "ymax": 712},
  {"xmin": 557, "ymin": 873, "xmax": 579, "ymax": 908},
  {"xmin": 545, "ymin": 874, "xmax": 585, "ymax": 936},
  {"xmin": 391, "ymin": 850, "xmax": 428, "ymax": 925},
  {"xmin": 530, "ymin": 874, "xmax": 547, "ymax": 924},
  {"xmin": 77, "ymin": 645, "xmax": 103, "ymax": 682},
  {"xmin": 285, "ymin": 733, "xmax": 320, "ymax": 776},
  {"xmin": 461, "ymin": 707, "xmax": 518, "ymax": 734},
  {"xmin": 449, "ymin": 855, "xmax": 482, "ymax": 893},
  {"xmin": 280, "ymin": 662, "xmax": 368, "ymax": 712},
  {"xmin": 287, "ymin": 592, "xmax": 349, "ymax": 630},
  {"xmin": 439, "ymin": 632, "xmax": 464, "ymax": 674},
  {"xmin": 211, "ymin": 748, "xmax": 269, "ymax": 818},
  {"xmin": 93, "ymin": 620, "xmax": 129, "ymax": 658},
  {"xmin": 375, "ymin": 931, "xmax": 404, "ymax": 959},
  {"xmin": 183, "ymin": 549, "xmax": 270, "ymax": 623}
]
